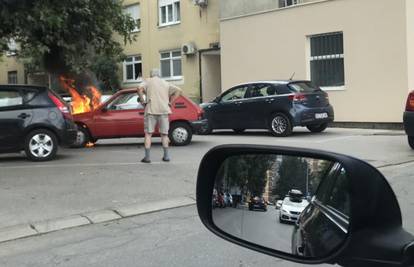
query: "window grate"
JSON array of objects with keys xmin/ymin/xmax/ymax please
[{"xmin": 310, "ymin": 32, "xmax": 345, "ymax": 87}]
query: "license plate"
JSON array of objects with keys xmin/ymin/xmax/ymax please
[{"xmin": 315, "ymin": 113, "xmax": 328, "ymax": 119}]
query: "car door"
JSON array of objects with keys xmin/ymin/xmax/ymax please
[
  {"xmin": 93, "ymin": 92, "xmax": 144, "ymax": 138},
  {"xmin": 297, "ymin": 164, "xmax": 350, "ymax": 257},
  {"xmin": 211, "ymin": 85, "xmax": 249, "ymax": 129},
  {"xmin": 243, "ymin": 83, "xmax": 277, "ymax": 128},
  {"xmin": 0, "ymin": 88, "xmax": 33, "ymax": 151}
]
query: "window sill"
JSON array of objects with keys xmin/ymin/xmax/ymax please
[
  {"xmin": 321, "ymin": 86, "xmax": 345, "ymax": 91},
  {"xmin": 163, "ymin": 76, "xmax": 183, "ymax": 82},
  {"xmin": 123, "ymin": 79, "xmax": 143, "ymax": 84},
  {"xmin": 158, "ymin": 21, "xmax": 181, "ymax": 29}
]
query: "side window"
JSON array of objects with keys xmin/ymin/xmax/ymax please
[
  {"xmin": 107, "ymin": 93, "xmax": 143, "ymax": 110},
  {"xmin": 275, "ymin": 84, "xmax": 292, "ymax": 95},
  {"xmin": 0, "ymin": 90, "xmax": 23, "ymax": 108},
  {"xmin": 248, "ymin": 84, "xmax": 277, "ymax": 98},
  {"xmin": 315, "ymin": 163, "xmax": 339, "ymax": 204},
  {"xmin": 220, "ymin": 86, "xmax": 248, "ymax": 103},
  {"xmin": 326, "ymin": 168, "xmax": 350, "ymax": 216}
]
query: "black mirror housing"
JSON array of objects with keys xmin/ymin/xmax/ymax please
[{"xmin": 196, "ymin": 145, "xmax": 413, "ymax": 266}]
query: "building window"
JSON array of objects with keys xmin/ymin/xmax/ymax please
[
  {"xmin": 160, "ymin": 50, "xmax": 182, "ymax": 79},
  {"xmin": 309, "ymin": 32, "xmax": 344, "ymax": 87},
  {"xmin": 123, "ymin": 56, "xmax": 142, "ymax": 82},
  {"xmin": 8, "ymin": 71, "xmax": 18, "ymax": 84},
  {"xmin": 124, "ymin": 4, "xmax": 141, "ymax": 32},
  {"xmin": 279, "ymin": 0, "xmax": 302, "ymax": 8},
  {"xmin": 159, "ymin": 0, "xmax": 180, "ymax": 26}
]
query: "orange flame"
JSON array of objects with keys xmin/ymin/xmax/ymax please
[{"xmin": 59, "ymin": 76, "xmax": 102, "ymax": 115}]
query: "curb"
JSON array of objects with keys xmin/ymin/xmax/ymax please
[{"xmin": 0, "ymin": 196, "xmax": 196, "ymax": 244}]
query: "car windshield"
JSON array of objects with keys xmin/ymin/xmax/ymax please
[{"xmin": 288, "ymin": 82, "xmax": 321, "ymax": 93}]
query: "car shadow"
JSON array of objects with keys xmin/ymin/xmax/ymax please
[{"xmin": 208, "ymin": 130, "xmax": 332, "ymax": 137}]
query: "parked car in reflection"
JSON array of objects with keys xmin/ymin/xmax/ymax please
[
  {"xmin": 248, "ymin": 196, "xmax": 268, "ymax": 211},
  {"xmin": 292, "ymin": 165, "xmax": 350, "ymax": 257},
  {"xmin": 224, "ymin": 192, "xmax": 233, "ymax": 207},
  {"xmin": 199, "ymin": 80, "xmax": 334, "ymax": 136},
  {"xmin": 404, "ymin": 90, "xmax": 414, "ymax": 149},
  {"xmin": 72, "ymin": 89, "xmax": 207, "ymax": 147},
  {"xmin": 279, "ymin": 189, "xmax": 309, "ymax": 223}
]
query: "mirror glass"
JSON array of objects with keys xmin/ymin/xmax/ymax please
[{"xmin": 212, "ymin": 154, "xmax": 350, "ymax": 258}]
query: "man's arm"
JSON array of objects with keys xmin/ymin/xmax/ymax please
[
  {"xmin": 169, "ymin": 84, "xmax": 182, "ymax": 106},
  {"xmin": 137, "ymin": 86, "xmax": 146, "ymax": 106}
]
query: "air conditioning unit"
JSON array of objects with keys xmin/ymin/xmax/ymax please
[
  {"xmin": 182, "ymin": 43, "xmax": 197, "ymax": 55},
  {"xmin": 193, "ymin": 0, "xmax": 208, "ymax": 7}
]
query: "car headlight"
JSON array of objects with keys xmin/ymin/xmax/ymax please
[{"xmin": 282, "ymin": 209, "xmax": 288, "ymax": 213}]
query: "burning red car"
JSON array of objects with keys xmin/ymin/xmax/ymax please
[{"xmin": 71, "ymin": 88, "xmax": 207, "ymax": 147}]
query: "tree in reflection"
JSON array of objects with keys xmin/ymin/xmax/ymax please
[
  {"xmin": 273, "ymin": 156, "xmax": 308, "ymax": 199},
  {"xmin": 217, "ymin": 154, "xmax": 277, "ymax": 197}
]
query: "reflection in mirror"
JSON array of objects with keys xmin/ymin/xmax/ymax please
[{"xmin": 212, "ymin": 154, "xmax": 350, "ymax": 258}]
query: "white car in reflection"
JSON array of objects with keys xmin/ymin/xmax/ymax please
[{"xmin": 279, "ymin": 190, "xmax": 310, "ymax": 223}]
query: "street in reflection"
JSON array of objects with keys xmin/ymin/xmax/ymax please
[{"xmin": 212, "ymin": 154, "xmax": 348, "ymax": 256}]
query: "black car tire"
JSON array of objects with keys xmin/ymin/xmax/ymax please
[
  {"xmin": 71, "ymin": 126, "xmax": 91, "ymax": 148},
  {"xmin": 25, "ymin": 129, "xmax": 58, "ymax": 161},
  {"xmin": 169, "ymin": 122, "xmax": 193, "ymax": 146},
  {"xmin": 233, "ymin": 128, "xmax": 245, "ymax": 134},
  {"xmin": 269, "ymin": 113, "xmax": 293, "ymax": 137},
  {"xmin": 198, "ymin": 123, "xmax": 213, "ymax": 135},
  {"xmin": 307, "ymin": 123, "xmax": 329, "ymax": 133},
  {"xmin": 409, "ymin": 136, "xmax": 414, "ymax": 150}
]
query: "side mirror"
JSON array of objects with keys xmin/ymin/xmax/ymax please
[
  {"xmin": 196, "ymin": 145, "xmax": 414, "ymax": 266},
  {"xmin": 101, "ymin": 106, "xmax": 108, "ymax": 113}
]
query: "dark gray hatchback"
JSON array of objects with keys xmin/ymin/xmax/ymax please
[
  {"xmin": 200, "ymin": 80, "xmax": 334, "ymax": 136},
  {"xmin": 0, "ymin": 85, "xmax": 77, "ymax": 161}
]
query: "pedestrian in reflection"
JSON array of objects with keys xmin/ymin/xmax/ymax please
[{"xmin": 137, "ymin": 69, "xmax": 182, "ymax": 163}]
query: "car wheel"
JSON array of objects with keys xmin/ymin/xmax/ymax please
[
  {"xmin": 71, "ymin": 126, "xmax": 91, "ymax": 148},
  {"xmin": 25, "ymin": 129, "xmax": 58, "ymax": 161},
  {"xmin": 306, "ymin": 123, "xmax": 329, "ymax": 133},
  {"xmin": 169, "ymin": 122, "xmax": 193, "ymax": 146},
  {"xmin": 233, "ymin": 128, "xmax": 245, "ymax": 134},
  {"xmin": 409, "ymin": 136, "xmax": 414, "ymax": 150},
  {"xmin": 198, "ymin": 123, "xmax": 213, "ymax": 135},
  {"xmin": 269, "ymin": 113, "xmax": 293, "ymax": 137}
]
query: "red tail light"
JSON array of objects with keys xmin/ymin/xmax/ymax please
[
  {"xmin": 48, "ymin": 92, "xmax": 72, "ymax": 119},
  {"xmin": 406, "ymin": 91, "xmax": 414, "ymax": 112},
  {"xmin": 288, "ymin": 93, "xmax": 307, "ymax": 103},
  {"xmin": 198, "ymin": 108, "xmax": 204, "ymax": 120}
]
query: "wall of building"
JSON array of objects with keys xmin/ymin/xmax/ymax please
[
  {"xmin": 201, "ymin": 53, "xmax": 221, "ymax": 101},
  {"xmin": 121, "ymin": 0, "xmax": 220, "ymax": 101},
  {"xmin": 220, "ymin": 0, "xmax": 318, "ymax": 19},
  {"xmin": 220, "ymin": 0, "xmax": 409, "ymax": 123},
  {"xmin": 405, "ymin": 0, "xmax": 414, "ymax": 92},
  {"xmin": 0, "ymin": 56, "xmax": 26, "ymax": 84}
]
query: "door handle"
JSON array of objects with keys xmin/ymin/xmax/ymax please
[
  {"xmin": 234, "ymin": 101, "xmax": 243, "ymax": 105},
  {"xmin": 139, "ymin": 112, "xmax": 145, "ymax": 115},
  {"xmin": 265, "ymin": 99, "xmax": 275, "ymax": 103},
  {"xmin": 18, "ymin": 113, "xmax": 31, "ymax": 119}
]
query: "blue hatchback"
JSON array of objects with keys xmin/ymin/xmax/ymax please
[{"xmin": 200, "ymin": 80, "xmax": 334, "ymax": 136}]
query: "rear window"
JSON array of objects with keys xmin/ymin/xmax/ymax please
[{"xmin": 288, "ymin": 82, "xmax": 322, "ymax": 93}]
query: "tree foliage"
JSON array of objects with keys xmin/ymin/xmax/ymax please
[
  {"xmin": 0, "ymin": 0, "xmax": 136, "ymax": 74},
  {"xmin": 273, "ymin": 156, "xmax": 308, "ymax": 198},
  {"xmin": 217, "ymin": 154, "xmax": 277, "ymax": 197}
]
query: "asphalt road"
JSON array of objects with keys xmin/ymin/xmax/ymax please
[
  {"xmin": 0, "ymin": 128, "xmax": 413, "ymax": 266},
  {"xmin": 214, "ymin": 206, "xmax": 294, "ymax": 253}
]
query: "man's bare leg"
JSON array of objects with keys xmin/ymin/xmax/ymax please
[
  {"xmin": 161, "ymin": 134, "xmax": 170, "ymax": 162},
  {"xmin": 142, "ymin": 133, "xmax": 152, "ymax": 163}
]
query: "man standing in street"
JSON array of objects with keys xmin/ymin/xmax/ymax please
[{"xmin": 137, "ymin": 69, "xmax": 182, "ymax": 163}]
